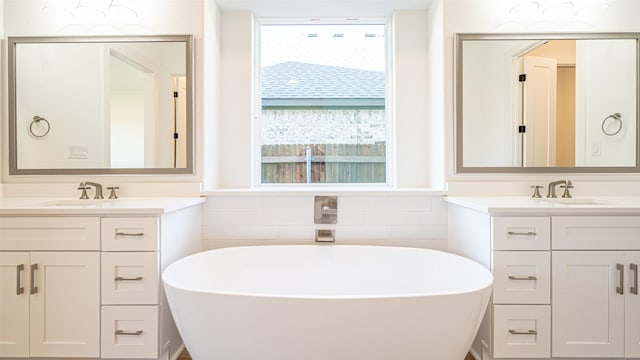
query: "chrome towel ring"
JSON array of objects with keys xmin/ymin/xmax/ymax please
[
  {"xmin": 602, "ymin": 112, "xmax": 622, "ymax": 136},
  {"xmin": 29, "ymin": 115, "xmax": 50, "ymax": 138}
]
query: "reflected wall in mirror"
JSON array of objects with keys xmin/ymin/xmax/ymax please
[
  {"xmin": 456, "ymin": 33, "xmax": 640, "ymax": 173},
  {"xmin": 9, "ymin": 35, "xmax": 193, "ymax": 175}
]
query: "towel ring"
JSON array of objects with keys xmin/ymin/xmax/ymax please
[
  {"xmin": 29, "ymin": 115, "xmax": 50, "ymax": 138},
  {"xmin": 602, "ymin": 112, "xmax": 622, "ymax": 136}
]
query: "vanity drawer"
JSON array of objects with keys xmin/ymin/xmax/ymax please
[
  {"xmin": 493, "ymin": 305, "xmax": 551, "ymax": 358},
  {"xmin": 0, "ymin": 217, "xmax": 100, "ymax": 251},
  {"xmin": 102, "ymin": 218, "xmax": 159, "ymax": 251},
  {"xmin": 492, "ymin": 251, "xmax": 550, "ymax": 304},
  {"xmin": 552, "ymin": 216, "xmax": 640, "ymax": 250},
  {"xmin": 101, "ymin": 252, "xmax": 159, "ymax": 305},
  {"xmin": 101, "ymin": 305, "xmax": 159, "ymax": 359},
  {"xmin": 492, "ymin": 217, "xmax": 550, "ymax": 251}
]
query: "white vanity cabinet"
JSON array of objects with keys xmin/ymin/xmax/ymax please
[
  {"xmin": 100, "ymin": 216, "xmax": 162, "ymax": 359},
  {"xmin": 551, "ymin": 216, "xmax": 640, "ymax": 358},
  {"xmin": 0, "ymin": 218, "xmax": 101, "ymax": 358},
  {"xmin": 449, "ymin": 209, "xmax": 552, "ymax": 359},
  {"xmin": 448, "ymin": 199, "xmax": 640, "ymax": 360},
  {"xmin": 0, "ymin": 198, "xmax": 203, "ymax": 360}
]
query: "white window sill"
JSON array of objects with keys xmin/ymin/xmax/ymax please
[{"xmin": 201, "ymin": 187, "xmax": 446, "ymax": 197}]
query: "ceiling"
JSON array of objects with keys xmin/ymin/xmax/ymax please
[{"xmin": 214, "ymin": 0, "xmax": 434, "ymax": 17}]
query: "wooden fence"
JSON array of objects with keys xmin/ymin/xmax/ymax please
[{"xmin": 261, "ymin": 143, "xmax": 386, "ymax": 183}]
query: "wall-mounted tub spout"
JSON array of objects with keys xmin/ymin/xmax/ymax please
[{"xmin": 315, "ymin": 229, "xmax": 335, "ymax": 243}]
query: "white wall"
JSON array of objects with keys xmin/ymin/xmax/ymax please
[
  {"xmin": 393, "ymin": 10, "xmax": 431, "ymax": 188},
  {"xmin": 16, "ymin": 44, "xmax": 106, "ymax": 169},
  {"xmin": 218, "ymin": 11, "xmax": 254, "ymax": 188},
  {"xmin": 575, "ymin": 39, "xmax": 637, "ymax": 167},
  {"xmin": 426, "ymin": 0, "xmax": 445, "ymax": 190},
  {"xmin": 444, "ymin": 0, "xmax": 640, "ymax": 195},
  {"xmin": 202, "ymin": 191, "xmax": 448, "ymax": 251},
  {"xmin": 203, "ymin": 0, "xmax": 221, "ymax": 189}
]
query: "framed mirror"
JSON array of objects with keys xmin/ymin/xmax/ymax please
[
  {"xmin": 8, "ymin": 35, "xmax": 194, "ymax": 175},
  {"xmin": 455, "ymin": 33, "xmax": 640, "ymax": 173}
]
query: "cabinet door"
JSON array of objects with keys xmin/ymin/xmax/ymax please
[
  {"xmin": 627, "ymin": 251, "xmax": 640, "ymax": 357},
  {"xmin": 0, "ymin": 252, "xmax": 30, "ymax": 357},
  {"xmin": 28, "ymin": 252, "xmax": 100, "ymax": 358},
  {"xmin": 552, "ymin": 251, "xmax": 625, "ymax": 358}
]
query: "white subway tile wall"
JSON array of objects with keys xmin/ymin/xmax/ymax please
[{"xmin": 202, "ymin": 194, "xmax": 448, "ymax": 250}]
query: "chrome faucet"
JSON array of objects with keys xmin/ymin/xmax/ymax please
[
  {"xmin": 81, "ymin": 181, "xmax": 104, "ymax": 199},
  {"xmin": 546, "ymin": 180, "xmax": 568, "ymax": 198}
]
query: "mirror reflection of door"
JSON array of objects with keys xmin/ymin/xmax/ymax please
[
  {"xmin": 517, "ymin": 40, "xmax": 575, "ymax": 167},
  {"xmin": 173, "ymin": 76, "xmax": 187, "ymax": 168}
]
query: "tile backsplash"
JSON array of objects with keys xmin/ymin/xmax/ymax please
[{"xmin": 202, "ymin": 193, "xmax": 448, "ymax": 250}]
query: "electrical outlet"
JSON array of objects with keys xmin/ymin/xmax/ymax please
[{"xmin": 68, "ymin": 145, "xmax": 88, "ymax": 159}]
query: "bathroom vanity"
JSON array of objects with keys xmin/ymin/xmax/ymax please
[
  {"xmin": 447, "ymin": 197, "xmax": 640, "ymax": 360},
  {"xmin": 0, "ymin": 197, "xmax": 204, "ymax": 360}
]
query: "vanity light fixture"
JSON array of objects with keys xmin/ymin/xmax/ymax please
[
  {"xmin": 542, "ymin": 0, "xmax": 575, "ymax": 16},
  {"xmin": 508, "ymin": 1, "xmax": 540, "ymax": 16},
  {"xmin": 42, "ymin": 0, "xmax": 139, "ymax": 20},
  {"xmin": 108, "ymin": 0, "xmax": 139, "ymax": 18},
  {"xmin": 508, "ymin": 0, "xmax": 612, "ymax": 19},
  {"xmin": 75, "ymin": 0, "xmax": 110, "ymax": 17}
]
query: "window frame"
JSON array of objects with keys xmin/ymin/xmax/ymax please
[{"xmin": 253, "ymin": 17, "xmax": 394, "ymax": 187}]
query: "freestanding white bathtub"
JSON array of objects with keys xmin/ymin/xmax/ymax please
[{"xmin": 162, "ymin": 245, "xmax": 492, "ymax": 360}]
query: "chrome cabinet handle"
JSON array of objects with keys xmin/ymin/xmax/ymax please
[
  {"xmin": 115, "ymin": 276, "xmax": 144, "ymax": 281},
  {"xmin": 507, "ymin": 231, "xmax": 536, "ymax": 236},
  {"xmin": 631, "ymin": 263, "xmax": 638, "ymax": 295},
  {"xmin": 508, "ymin": 275, "xmax": 538, "ymax": 281},
  {"xmin": 30, "ymin": 264, "xmax": 38, "ymax": 295},
  {"xmin": 509, "ymin": 329, "xmax": 537, "ymax": 335},
  {"xmin": 115, "ymin": 330, "xmax": 143, "ymax": 336},
  {"xmin": 115, "ymin": 232, "xmax": 144, "ymax": 237},
  {"xmin": 16, "ymin": 264, "xmax": 25, "ymax": 295},
  {"xmin": 617, "ymin": 263, "xmax": 624, "ymax": 295}
]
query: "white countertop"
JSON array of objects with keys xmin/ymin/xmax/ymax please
[
  {"xmin": 0, "ymin": 197, "xmax": 206, "ymax": 215},
  {"xmin": 445, "ymin": 196, "xmax": 640, "ymax": 215}
]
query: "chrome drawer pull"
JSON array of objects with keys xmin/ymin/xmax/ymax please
[
  {"xmin": 115, "ymin": 276, "xmax": 144, "ymax": 281},
  {"xmin": 16, "ymin": 264, "xmax": 25, "ymax": 295},
  {"xmin": 115, "ymin": 330, "xmax": 144, "ymax": 336},
  {"xmin": 507, "ymin": 231, "xmax": 536, "ymax": 236},
  {"xmin": 30, "ymin": 264, "xmax": 38, "ymax": 295},
  {"xmin": 509, "ymin": 329, "xmax": 537, "ymax": 335},
  {"xmin": 617, "ymin": 263, "xmax": 624, "ymax": 295},
  {"xmin": 631, "ymin": 263, "xmax": 638, "ymax": 295},
  {"xmin": 115, "ymin": 232, "xmax": 144, "ymax": 237},
  {"xmin": 508, "ymin": 275, "xmax": 538, "ymax": 281}
]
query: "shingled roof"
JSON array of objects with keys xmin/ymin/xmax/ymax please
[{"xmin": 261, "ymin": 61, "xmax": 385, "ymax": 108}]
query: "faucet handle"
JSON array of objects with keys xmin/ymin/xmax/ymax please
[
  {"xmin": 77, "ymin": 184, "xmax": 91, "ymax": 199},
  {"xmin": 530, "ymin": 185, "xmax": 543, "ymax": 198},
  {"xmin": 560, "ymin": 184, "xmax": 574, "ymax": 198},
  {"xmin": 107, "ymin": 186, "xmax": 120, "ymax": 200}
]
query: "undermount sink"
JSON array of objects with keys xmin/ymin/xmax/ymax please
[
  {"xmin": 539, "ymin": 198, "xmax": 612, "ymax": 206},
  {"xmin": 39, "ymin": 199, "xmax": 112, "ymax": 207}
]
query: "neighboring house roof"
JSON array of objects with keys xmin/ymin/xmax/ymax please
[{"xmin": 261, "ymin": 61, "xmax": 385, "ymax": 108}]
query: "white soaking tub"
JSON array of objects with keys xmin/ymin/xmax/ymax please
[{"xmin": 162, "ymin": 245, "xmax": 492, "ymax": 360}]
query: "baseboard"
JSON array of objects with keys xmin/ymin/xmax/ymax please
[
  {"xmin": 170, "ymin": 344, "xmax": 186, "ymax": 360},
  {"xmin": 469, "ymin": 347, "xmax": 481, "ymax": 360}
]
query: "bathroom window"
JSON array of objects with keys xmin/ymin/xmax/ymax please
[{"xmin": 258, "ymin": 22, "xmax": 388, "ymax": 184}]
